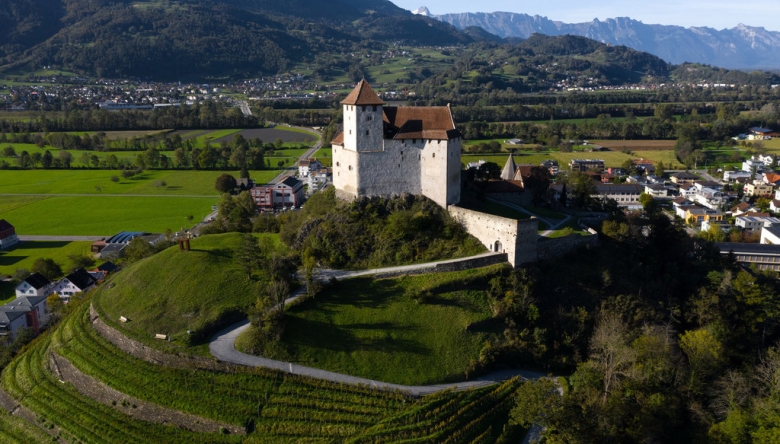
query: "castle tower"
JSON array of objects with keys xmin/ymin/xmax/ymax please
[
  {"xmin": 340, "ymin": 80, "xmax": 385, "ymax": 152},
  {"xmin": 501, "ymin": 153, "xmax": 516, "ymax": 181}
]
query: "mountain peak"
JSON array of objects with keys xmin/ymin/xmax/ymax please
[{"xmin": 412, "ymin": 6, "xmax": 433, "ymax": 17}]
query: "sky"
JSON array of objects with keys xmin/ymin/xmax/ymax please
[{"xmin": 390, "ymin": 0, "xmax": 780, "ymax": 31}]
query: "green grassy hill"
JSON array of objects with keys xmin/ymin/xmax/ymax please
[
  {"xmin": 94, "ymin": 232, "xmax": 284, "ymax": 351},
  {"xmin": 238, "ymin": 265, "xmax": 507, "ymax": 385}
]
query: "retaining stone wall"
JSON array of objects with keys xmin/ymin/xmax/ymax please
[
  {"xmin": 537, "ymin": 234, "xmax": 599, "ymax": 260},
  {"xmin": 448, "ymin": 206, "xmax": 538, "ymax": 267},
  {"xmin": 373, "ymin": 253, "xmax": 508, "ymax": 279}
]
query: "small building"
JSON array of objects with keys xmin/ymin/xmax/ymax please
[
  {"xmin": 0, "ymin": 296, "xmax": 48, "ymax": 338},
  {"xmin": 644, "ymin": 184, "xmax": 669, "ymax": 197},
  {"xmin": 750, "ymin": 127, "xmax": 780, "ymax": 138},
  {"xmin": 14, "ymin": 273, "xmax": 54, "ymax": 298},
  {"xmin": 685, "ymin": 207, "xmax": 723, "ymax": 225},
  {"xmin": 670, "ymin": 172, "xmax": 698, "ymax": 185},
  {"xmin": 735, "ymin": 216, "xmax": 780, "ymax": 231},
  {"xmin": 723, "ymin": 171, "xmax": 753, "ymax": 182},
  {"xmin": 569, "ymin": 159, "xmax": 605, "ymax": 172},
  {"xmin": 307, "ymin": 168, "xmax": 332, "ymax": 191},
  {"xmin": 52, "ymin": 269, "xmax": 97, "ymax": 303},
  {"xmin": 745, "ymin": 181, "xmax": 774, "ymax": 198},
  {"xmin": 763, "ymin": 173, "xmax": 780, "ymax": 186},
  {"xmin": 541, "ymin": 160, "xmax": 559, "ymax": 176},
  {"xmin": 95, "ymin": 232, "xmax": 164, "ymax": 259},
  {"xmin": 592, "ymin": 184, "xmax": 643, "ymax": 208},
  {"xmin": 0, "ymin": 219, "xmax": 19, "ymax": 250},
  {"xmin": 506, "ymin": 138, "xmax": 524, "ymax": 145},
  {"xmin": 249, "ymin": 176, "xmax": 305, "ymax": 210},
  {"xmin": 298, "ymin": 158, "xmax": 323, "ymax": 177},
  {"xmin": 761, "ymin": 226, "xmax": 780, "ymax": 245}
]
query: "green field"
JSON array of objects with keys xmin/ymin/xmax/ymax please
[
  {"xmin": 313, "ymin": 147, "xmax": 332, "ymax": 166},
  {"xmin": 239, "ymin": 265, "xmax": 505, "ymax": 385},
  {"xmin": 0, "ymin": 169, "xmax": 278, "ymax": 195},
  {"xmin": 0, "ymin": 195, "xmax": 214, "ymax": 235}
]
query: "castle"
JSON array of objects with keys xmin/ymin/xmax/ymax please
[{"xmin": 331, "ymin": 80, "xmax": 462, "ymax": 208}]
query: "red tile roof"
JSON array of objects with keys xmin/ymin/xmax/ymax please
[
  {"xmin": 341, "ymin": 80, "xmax": 385, "ymax": 106},
  {"xmin": 383, "ymin": 106, "xmax": 460, "ymax": 140},
  {"xmin": 331, "ymin": 132, "xmax": 344, "ymax": 145}
]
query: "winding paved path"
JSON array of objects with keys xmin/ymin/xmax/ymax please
[
  {"xmin": 209, "ymin": 320, "xmax": 542, "ymax": 396},
  {"xmin": 210, "ymin": 251, "xmax": 543, "ymax": 396}
]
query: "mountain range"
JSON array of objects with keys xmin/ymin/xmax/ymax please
[{"xmin": 414, "ymin": 7, "xmax": 780, "ymax": 70}]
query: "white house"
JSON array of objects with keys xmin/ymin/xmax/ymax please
[
  {"xmin": 0, "ymin": 219, "xmax": 19, "ymax": 250},
  {"xmin": 14, "ymin": 273, "xmax": 54, "ymax": 298},
  {"xmin": 723, "ymin": 171, "xmax": 752, "ymax": 182},
  {"xmin": 307, "ymin": 168, "xmax": 331, "ymax": 191},
  {"xmin": 735, "ymin": 216, "xmax": 780, "ymax": 231},
  {"xmin": 761, "ymin": 226, "xmax": 780, "ymax": 245},
  {"xmin": 52, "ymin": 269, "xmax": 96, "ymax": 303},
  {"xmin": 297, "ymin": 158, "xmax": 323, "ymax": 177},
  {"xmin": 592, "ymin": 184, "xmax": 643, "ymax": 208},
  {"xmin": 692, "ymin": 188, "xmax": 727, "ymax": 210}
]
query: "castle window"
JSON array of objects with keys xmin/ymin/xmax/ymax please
[
  {"xmin": 349, "ymin": 165, "xmax": 353, "ymax": 171},
  {"xmin": 349, "ymin": 130, "xmax": 352, "ymax": 135},
  {"xmin": 432, "ymin": 153, "xmax": 435, "ymax": 158},
  {"xmin": 336, "ymin": 162, "xmax": 340, "ymax": 166},
  {"xmin": 412, "ymin": 139, "xmax": 416, "ymax": 144},
  {"xmin": 366, "ymin": 115, "xmax": 373, "ymax": 121},
  {"xmin": 362, "ymin": 106, "xmax": 366, "ymax": 111},
  {"xmin": 373, "ymin": 105, "xmax": 377, "ymax": 111},
  {"xmin": 400, "ymin": 151, "xmax": 403, "ymax": 155},
  {"xmin": 366, "ymin": 130, "xmax": 369, "ymax": 135}
]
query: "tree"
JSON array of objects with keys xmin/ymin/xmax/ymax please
[
  {"xmin": 31, "ymin": 258, "xmax": 63, "ymax": 281},
  {"xmin": 125, "ymin": 238, "xmax": 154, "ymax": 263},
  {"xmin": 154, "ymin": 180, "xmax": 167, "ymax": 189},
  {"xmin": 1, "ymin": 146, "xmax": 15, "ymax": 157},
  {"xmin": 58, "ymin": 150, "xmax": 72, "ymax": 168},
  {"xmin": 215, "ymin": 173, "xmax": 237, "ymax": 193},
  {"xmin": 236, "ymin": 234, "xmax": 261, "ymax": 279},
  {"xmin": 476, "ymin": 162, "xmax": 501, "ymax": 181},
  {"xmin": 639, "ymin": 192, "xmax": 659, "ymax": 213},
  {"xmin": 524, "ymin": 166, "xmax": 552, "ymax": 206},
  {"xmin": 42, "ymin": 150, "xmax": 53, "ymax": 168},
  {"xmin": 67, "ymin": 254, "xmax": 95, "ymax": 273}
]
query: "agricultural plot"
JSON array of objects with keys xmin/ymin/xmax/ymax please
[
  {"xmin": 313, "ymin": 147, "xmax": 332, "ymax": 166},
  {"xmin": 0, "ymin": 411, "xmax": 52, "ymax": 444},
  {"xmin": 1, "ymin": 333, "xmax": 242, "ymax": 444},
  {"xmin": 0, "ymin": 196, "xmax": 214, "ymax": 235},
  {"xmin": 247, "ymin": 266, "xmax": 505, "ymax": 385},
  {"xmin": 0, "ymin": 170, "xmax": 277, "ymax": 195},
  {"xmin": 211, "ymin": 127, "xmax": 317, "ymax": 146}
]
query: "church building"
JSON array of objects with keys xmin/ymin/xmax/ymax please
[{"xmin": 331, "ymin": 81, "xmax": 462, "ymax": 208}]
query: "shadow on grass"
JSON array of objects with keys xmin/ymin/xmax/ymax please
[
  {"xmin": 0, "ymin": 255, "xmax": 25, "ymax": 267},
  {"xmin": 285, "ymin": 318, "xmax": 428, "ymax": 355},
  {"xmin": 13, "ymin": 241, "xmax": 71, "ymax": 250}
]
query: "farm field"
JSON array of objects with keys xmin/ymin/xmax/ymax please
[
  {"xmin": 0, "ymin": 240, "xmax": 95, "ymax": 303},
  {"xmin": 313, "ymin": 147, "xmax": 332, "ymax": 166},
  {"xmin": 0, "ymin": 195, "xmax": 214, "ymax": 235},
  {"xmin": 211, "ymin": 127, "xmax": 317, "ymax": 146},
  {"xmin": 240, "ymin": 265, "xmax": 505, "ymax": 385},
  {"xmin": 0, "ymin": 170, "xmax": 278, "ymax": 195}
]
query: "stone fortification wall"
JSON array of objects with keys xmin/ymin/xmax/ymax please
[
  {"xmin": 448, "ymin": 206, "xmax": 538, "ymax": 267},
  {"xmin": 372, "ymin": 253, "xmax": 508, "ymax": 279},
  {"xmin": 332, "ymin": 144, "xmax": 359, "ymax": 200},
  {"xmin": 537, "ymin": 233, "xmax": 598, "ymax": 260}
]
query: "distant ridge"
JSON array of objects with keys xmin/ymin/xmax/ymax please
[{"xmin": 413, "ymin": 7, "xmax": 780, "ymax": 69}]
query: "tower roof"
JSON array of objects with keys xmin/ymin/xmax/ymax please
[
  {"xmin": 341, "ymin": 80, "xmax": 385, "ymax": 106},
  {"xmin": 501, "ymin": 153, "xmax": 517, "ymax": 181}
]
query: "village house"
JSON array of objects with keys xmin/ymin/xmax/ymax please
[
  {"xmin": 763, "ymin": 172, "xmax": 780, "ymax": 186},
  {"xmin": 761, "ymin": 226, "xmax": 780, "ymax": 245},
  {"xmin": 592, "ymin": 183, "xmax": 643, "ymax": 208},
  {"xmin": 685, "ymin": 207, "xmax": 724, "ymax": 225},
  {"xmin": 541, "ymin": 160, "xmax": 559, "ymax": 176},
  {"xmin": 14, "ymin": 273, "xmax": 54, "ymax": 298},
  {"xmin": 735, "ymin": 216, "xmax": 780, "ymax": 231},
  {"xmin": 0, "ymin": 219, "xmax": 19, "ymax": 250},
  {"xmin": 307, "ymin": 168, "xmax": 331, "ymax": 191},
  {"xmin": 670, "ymin": 172, "xmax": 698, "ymax": 185},
  {"xmin": 723, "ymin": 170, "xmax": 753, "ymax": 182},
  {"xmin": 92, "ymin": 231, "xmax": 165, "ymax": 259},
  {"xmin": 569, "ymin": 159, "xmax": 605, "ymax": 172},
  {"xmin": 0, "ymin": 296, "xmax": 48, "ymax": 339},
  {"xmin": 745, "ymin": 181, "xmax": 775, "ymax": 198},
  {"xmin": 297, "ymin": 158, "xmax": 323, "ymax": 177},
  {"xmin": 51, "ymin": 268, "xmax": 97, "ymax": 303},
  {"xmin": 749, "ymin": 127, "xmax": 780, "ymax": 139},
  {"xmin": 249, "ymin": 176, "xmax": 305, "ymax": 210}
]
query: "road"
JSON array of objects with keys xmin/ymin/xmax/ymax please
[
  {"xmin": 18, "ymin": 235, "xmax": 106, "ymax": 241},
  {"xmin": 309, "ymin": 251, "xmax": 505, "ymax": 282},
  {"xmin": 268, "ymin": 126, "xmax": 323, "ymax": 185}
]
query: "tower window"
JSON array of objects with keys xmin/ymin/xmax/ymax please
[
  {"xmin": 432, "ymin": 153, "xmax": 435, "ymax": 158},
  {"xmin": 367, "ymin": 115, "xmax": 373, "ymax": 121},
  {"xmin": 336, "ymin": 162, "xmax": 340, "ymax": 166},
  {"xmin": 400, "ymin": 151, "xmax": 403, "ymax": 155},
  {"xmin": 349, "ymin": 130, "xmax": 352, "ymax": 135},
  {"xmin": 366, "ymin": 130, "xmax": 370, "ymax": 135},
  {"xmin": 373, "ymin": 105, "xmax": 377, "ymax": 111},
  {"xmin": 362, "ymin": 106, "xmax": 366, "ymax": 111},
  {"xmin": 349, "ymin": 165, "xmax": 353, "ymax": 171}
]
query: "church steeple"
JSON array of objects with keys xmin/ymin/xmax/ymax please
[{"xmin": 501, "ymin": 153, "xmax": 517, "ymax": 181}]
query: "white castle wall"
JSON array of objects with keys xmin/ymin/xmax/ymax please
[{"xmin": 448, "ymin": 206, "xmax": 538, "ymax": 267}]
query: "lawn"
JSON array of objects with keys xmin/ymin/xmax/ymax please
[
  {"xmin": 0, "ymin": 195, "xmax": 215, "ymax": 235},
  {"xmin": 239, "ymin": 265, "xmax": 505, "ymax": 385},
  {"xmin": 95, "ymin": 232, "xmax": 284, "ymax": 352},
  {"xmin": 0, "ymin": 169, "xmax": 279, "ymax": 195},
  {"xmin": 313, "ymin": 147, "xmax": 332, "ymax": 166},
  {"xmin": 0, "ymin": 240, "xmax": 95, "ymax": 302}
]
